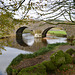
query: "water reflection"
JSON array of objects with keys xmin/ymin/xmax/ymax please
[
  {"xmin": 46, "ymin": 37, "xmax": 67, "ymax": 44},
  {"xmin": 16, "ymin": 33, "xmax": 28, "ymax": 46},
  {"xmin": 22, "ymin": 33, "xmax": 34, "ymax": 46},
  {"xmin": 0, "ymin": 47, "xmax": 33, "ymax": 75},
  {"xmin": 16, "ymin": 33, "xmax": 67, "ymax": 52},
  {"xmin": 0, "ymin": 33, "xmax": 67, "ymax": 75},
  {"xmin": 0, "ymin": 33, "xmax": 67, "ymax": 53},
  {"xmin": 22, "ymin": 33, "xmax": 67, "ymax": 46}
]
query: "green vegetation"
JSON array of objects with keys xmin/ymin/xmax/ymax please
[
  {"xmin": 23, "ymin": 30, "xmax": 32, "ymax": 33},
  {"xmin": 42, "ymin": 60, "xmax": 57, "ymax": 72},
  {"xmin": 66, "ymin": 48, "xmax": 75, "ymax": 64},
  {"xmin": 19, "ymin": 50, "xmax": 73, "ymax": 75},
  {"xmin": 45, "ymin": 20, "xmax": 75, "ymax": 25},
  {"xmin": 73, "ymin": 40, "xmax": 75, "ymax": 45},
  {"xmin": 18, "ymin": 64, "xmax": 47, "ymax": 75},
  {"xmin": 23, "ymin": 30, "xmax": 34, "ymax": 35},
  {"xmin": 6, "ymin": 43, "xmax": 68, "ymax": 75},
  {"xmin": 8, "ymin": 43, "xmax": 68, "ymax": 66},
  {"xmin": 66, "ymin": 48, "xmax": 75, "ymax": 55},
  {"xmin": 59, "ymin": 64, "xmax": 72, "ymax": 71},
  {"xmin": 0, "ymin": 12, "xmax": 14, "ymax": 38},
  {"xmin": 50, "ymin": 50, "xmax": 72, "ymax": 67},
  {"xmin": 47, "ymin": 30, "xmax": 67, "ymax": 37},
  {"xmin": 8, "ymin": 49, "xmax": 74, "ymax": 75},
  {"xmin": 73, "ymin": 53, "xmax": 75, "ymax": 64}
]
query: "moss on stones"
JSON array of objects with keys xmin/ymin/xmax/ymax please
[
  {"xmin": 66, "ymin": 48, "xmax": 75, "ymax": 55},
  {"xmin": 59, "ymin": 64, "xmax": 71, "ymax": 71},
  {"xmin": 64, "ymin": 53, "xmax": 73, "ymax": 64},
  {"xmin": 42, "ymin": 60, "xmax": 57, "ymax": 72},
  {"xmin": 50, "ymin": 50, "xmax": 65, "ymax": 66},
  {"xmin": 18, "ymin": 64, "xmax": 47, "ymax": 75}
]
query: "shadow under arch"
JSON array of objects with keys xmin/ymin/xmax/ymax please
[
  {"xmin": 16, "ymin": 26, "xmax": 29, "ymax": 46},
  {"xmin": 42, "ymin": 27, "xmax": 54, "ymax": 38}
]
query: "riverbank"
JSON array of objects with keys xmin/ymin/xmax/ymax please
[
  {"xmin": 6, "ymin": 43, "xmax": 75, "ymax": 75},
  {"xmin": 47, "ymin": 30, "xmax": 67, "ymax": 37}
]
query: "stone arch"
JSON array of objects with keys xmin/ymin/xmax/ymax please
[
  {"xmin": 42, "ymin": 26, "xmax": 67, "ymax": 38},
  {"xmin": 16, "ymin": 26, "xmax": 28, "ymax": 46},
  {"xmin": 42, "ymin": 27, "xmax": 54, "ymax": 38}
]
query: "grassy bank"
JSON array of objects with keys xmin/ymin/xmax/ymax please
[
  {"xmin": 17, "ymin": 49, "xmax": 75, "ymax": 75},
  {"xmin": 47, "ymin": 31, "xmax": 67, "ymax": 37},
  {"xmin": 23, "ymin": 30, "xmax": 34, "ymax": 35},
  {"xmin": 18, "ymin": 49, "xmax": 75, "ymax": 75},
  {"xmin": 6, "ymin": 43, "xmax": 68, "ymax": 75}
]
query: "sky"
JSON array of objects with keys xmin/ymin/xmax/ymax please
[
  {"xmin": 0, "ymin": 0, "xmax": 75, "ymax": 21},
  {"xmin": 13, "ymin": 0, "xmax": 75, "ymax": 21}
]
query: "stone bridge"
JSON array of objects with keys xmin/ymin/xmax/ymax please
[{"xmin": 15, "ymin": 21, "xmax": 75, "ymax": 39}]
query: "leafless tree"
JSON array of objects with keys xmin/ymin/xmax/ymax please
[{"xmin": 0, "ymin": 0, "xmax": 75, "ymax": 22}]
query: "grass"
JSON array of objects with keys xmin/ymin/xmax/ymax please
[
  {"xmin": 6, "ymin": 43, "xmax": 68, "ymax": 75},
  {"xmin": 23, "ymin": 30, "xmax": 34, "ymax": 35},
  {"xmin": 18, "ymin": 64, "xmax": 47, "ymax": 75},
  {"xmin": 17, "ymin": 49, "xmax": 74, "ymax": 75},
  {"xmin": 9, "ymin": 43, "xmax": 68, "ymax": 66},
  {"xmin": 47, "ymin": 31, "xmax": 67, "ymax": 37}
]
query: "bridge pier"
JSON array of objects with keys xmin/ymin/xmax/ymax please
[{"xmin": 34, "ymin": 33, "xmax": 42, "ymax": 38}]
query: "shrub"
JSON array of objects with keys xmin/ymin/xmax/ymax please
[
  {"xmin": 17, "ymin": 64, "xmax": 47, "ymax": 75},
  {"xmin": 33, "ymin": 47, "xmax": 49, "ymax": 56},
  {"xmin": 6, "ymin": 43, "xmax": 68, "ymax": 75},
  {"xmin": 73, "ymin": 40, "xmax": 75, "ymax": 45},
  {"xmin": 72, "ymin": 53, "xmax": 75, "ymax": 64},
  {"xmin": 6, "ymin": 66, "xmax": 12, "ymax": 75},
  {"xmin": 10, "ymin": 54, "xmax": 25, "ymax": 66},
  {"xmin": 64, "ymin": 53, "xmax": 73, "ymax": 64},
  {"xmin": 50, "ymin": 50, "xmax": 65, "ymax": 67},
  {"xmin": 42, "ymin": 60, "xmax": 57, "ymax": 72},
  {"xmin": 59, "ymin": 64, "xmax": 71, "ymax": 71},
  {"xmin": 66, "ymin": 48, "xmax": 75, "ymax": 55},
  {"xmin": 12, "ymin": 69, "xmax": 18, "ymax": 75},
  {"xmin": 50, "ymin": 50, "xmax": 73, "ymax": 67}
]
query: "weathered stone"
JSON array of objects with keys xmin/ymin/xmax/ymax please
[{"xmin": 8, "ymin": 21, "xmax": 75, "ymax": 39}]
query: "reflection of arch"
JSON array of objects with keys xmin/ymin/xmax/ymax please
[
  {"xmin": 42, "ymin": 27, "xmax": 54, "ymax": 38},
  {"xmin": 16, "ymin": 26, "xmax": 28, "ymax": 46}
]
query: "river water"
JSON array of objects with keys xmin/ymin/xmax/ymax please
[{"xmin": 0, "ymin": 33, "xmax": 67, "ymax": 75}]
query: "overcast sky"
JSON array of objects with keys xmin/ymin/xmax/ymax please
[
  {"xmin": 13, "ymin": 0, "xmax": 75, "ymax": 21},
  {"xmin": 0, "ymin": 0, "xmax": 74, "ymax": 21}
]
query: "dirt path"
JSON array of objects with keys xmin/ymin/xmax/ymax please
[{"xmin": 13, "ymin": 45, "xmax": 75, "ymax": 75}]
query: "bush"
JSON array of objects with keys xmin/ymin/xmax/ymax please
[
  {"xmin": 10, "ymin": 54, "xmax": 25, "ymax": 66},
  {"xmin": 64, "ymin": 53, "xmax": 73, "ymax": 64},
  {"xmin": 6, "ymin": 66, "xmax": 12, "ymax": 75},
  {"xmin": 50, "ymin": 50, "xmax": 73, "ymax": 67},
  {"xmin": 12, "ymin": 69, "xmax": 18, "ymax": 75},
  {"xmin": 73, "ymin": 40, "xmax": 75, "ymax": 44},
  {"xmin": 6, "ymin": 43, "xmax": 68, "ymax": 75},
  {"xmin": 59, "ymin": 64, "xmax": 71, "ymax": 71},
  {"xmin": 50, "ymin": 50, "xmax": 65, "ymax": 67},
  {"xmin": 72, "ymin": 53, "xmax": 75, "ymax": 64},
  {"xmin": 17, "ymin": 64, "xmax": 47, "ymax": 75},
  {"xmin": 66, "ymin": 48, "xmax": 75, "ymax": 55},
  {"xmin": 42, "ymin": 61, "xmax": 57, "ymax": 72}
]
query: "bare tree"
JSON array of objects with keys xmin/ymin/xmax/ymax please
[
  {"xmin": 31, "ymin": 0, "xmax": 75, "ymax": 22},
  {"xmin": 0, "ymin": 0, "xmax": 75, "ymax": 21}
]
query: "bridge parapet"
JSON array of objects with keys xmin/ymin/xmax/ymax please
[{"xmin": 13, "ymin": 21, "xmax": 75, "ymax": 39}]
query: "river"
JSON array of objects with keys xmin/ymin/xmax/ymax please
[{"xmin": 0, "ymin": 33, "xmax": 67, "ymax": 75}]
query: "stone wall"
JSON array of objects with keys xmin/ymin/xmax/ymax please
[
  {"xmin": 58, "ymin": 24, "xmax": 75, "ymax": 39},
  {"xmin": 12, "ymin": 21, "xmax": 75, "ymax": 39}
]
